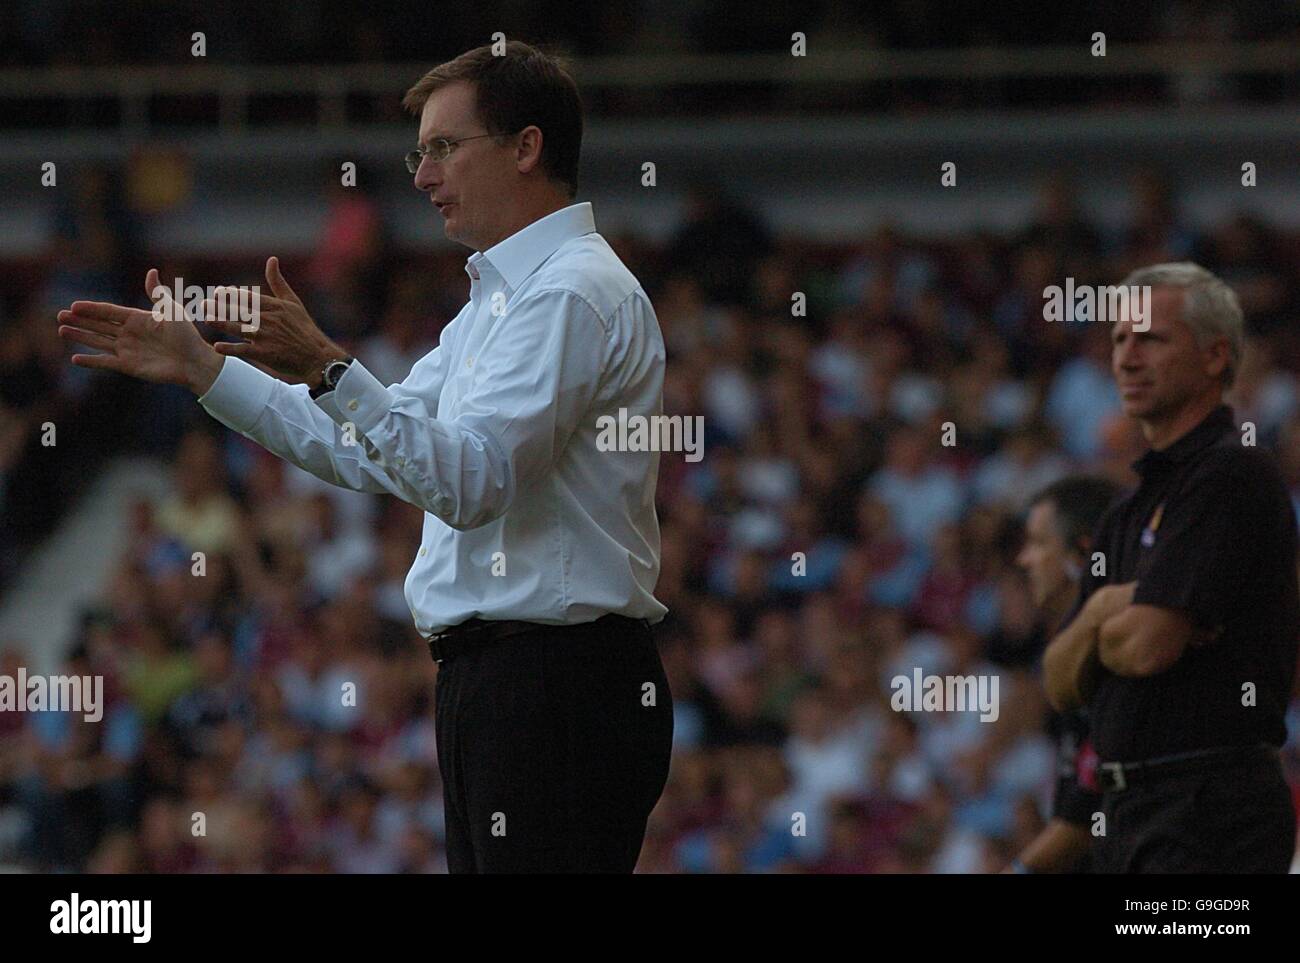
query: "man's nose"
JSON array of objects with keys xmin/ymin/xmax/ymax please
[
  {"xmin": 414, "ymin": 157, "xmax": 440, "ymax": 191},
  {"xmin": 1114, "ymin": 337, "xmax": 1140, "ymax": 369}
]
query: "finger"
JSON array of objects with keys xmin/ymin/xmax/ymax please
[
  {"xmin": 202, "ymin": 298, "xmax": 262, "ymax": 337},
  {"xmin": 58, "ymin": 313, "xmax": 126, "ymax": 337},
  {"xmin": 69, "ymin": 301, "xmax": 152, "ymax": 326},
  {"xmin": 266, "ymin": 256, "xmax": 304, "ymax": 307},
  {"xmin": 58, "ymin": 325, "xmax": 117, "ymax": 352},
  {"xmin": 145, "ymin": 268, "xmax": 161, "ymax": 300},
  {"xmin": 210, "ymin": 285, "xmax": 267, "ymax": 309},
  {"xmin": 70, "ymin": 352, "xmax": 123, "ymax": 371},
  {"xmin": 214, "ymin": 341, "xmax": 254, "ymax": 358}
]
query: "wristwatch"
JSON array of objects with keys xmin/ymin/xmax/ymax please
[{"xmin": 310, "ymin": 357, "xmax": 353, "ymax": 399}]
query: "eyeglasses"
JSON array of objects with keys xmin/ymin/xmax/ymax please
[{"xmin": 405, "ymin": 133, "xmax": 501, "ymax": 173}]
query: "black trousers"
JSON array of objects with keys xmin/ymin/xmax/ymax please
[
  {"xmin": 433, "ymin": 614, "xmax": 673, "ymax": 873},
  {"xmin": 1093, "ymin": 751, "xmax": 1296, "ymax": 873}
]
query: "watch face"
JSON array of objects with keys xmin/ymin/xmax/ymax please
[{"xmin": 325, "ymin": 360, "xmax": 349, "ymax": 388}]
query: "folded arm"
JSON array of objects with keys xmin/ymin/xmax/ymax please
[
  {"xmin": 1042, "ymin": 582, "xmax": 1134, "ymax": 711},
  {"xmin": 1097, "ymin": 604, "xmax": 1210, "ymax": 677}
]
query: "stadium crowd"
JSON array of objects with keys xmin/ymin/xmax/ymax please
[{"xmin": 1, "ymin": 168, "xmax": 1299, "ymax": 873}]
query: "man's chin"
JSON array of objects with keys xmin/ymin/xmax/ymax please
[
  {"xmin": 1034, "ymin": 585, "xmax": 1060, "ymax": 610},
  {"xmin": 1120, "ymin": 397, "xmax": 1156, "ymax": 419},
  {"xmin": 440, "ymin": 219, "xmax": 473, "ymax": 247}
]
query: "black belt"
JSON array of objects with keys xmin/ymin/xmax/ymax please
[
  {"xmin": 426, "ymin": 613, "xmax": 648, "ymax": 664},
  {"xmin": 1095, "ymin": 744, "xmax": 1277, "ymax": 793}
]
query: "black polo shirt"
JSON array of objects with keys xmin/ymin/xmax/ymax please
[{"xmin": 1077, "ymin": 404, "xmax": 1299, "ymax": 761}]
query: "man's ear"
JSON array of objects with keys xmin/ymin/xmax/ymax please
[
  {"xmin": 1065, "ymin": 538, "xmax": 1090, "ymax": 581},
  {"xmin": 1063, "ymin": 557, "xmax": 1082, "ymax": 583},
  {"xmin": 516, "ymin": 126, "xmax": 544, "ymax": 175},
  {"xmin": 1204, "ymin": 336, "xmax": 1231, "ymax": 382}
]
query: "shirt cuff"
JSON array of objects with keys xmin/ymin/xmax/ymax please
[
  {"xmin": 313, "ymin": 388, "xmax": 344, "ymax": 422},
  {"xmin": 323, "ymin": 360, "xmax": 392, "ymax": 434},
  {"xmin": 197, "ymin": 357, "xmax": 276, "ymax": 432}
]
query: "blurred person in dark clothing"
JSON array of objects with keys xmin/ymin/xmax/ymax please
[
  {"xmin": 1006, "ymin": 475, "xmax": 1119, "ymax": 873},
  {"xmin": 1020, "ymin": 174, "xmax": 1103, "ymax": 281},
  {"xmin": 664, "ymin": 177, "xmax": 772, "ymax": 307},
  {"xmin": 1198, "ymin": 212, "xmax": 1295, "ymax": 337}
]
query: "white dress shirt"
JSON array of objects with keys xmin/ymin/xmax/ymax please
[{"xmin": 199, "ymin": 201, "xmax": 668, "ymax": 635}]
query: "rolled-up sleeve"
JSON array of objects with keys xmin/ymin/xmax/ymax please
[{"xmin": 321, "ymin": 288, "xmax": 609, "ymax": 530}]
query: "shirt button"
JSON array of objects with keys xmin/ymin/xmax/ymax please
[
  {"xmin": 347, "ymin": 399, "xmax": 358, "ymax": 411},
  {"xmin": 466, "ymin": 357, "xmax": 474, "ymax": 368},
  {"xmin": 418, "ymin": 547, "xmax": 427, "ymax": 557}
]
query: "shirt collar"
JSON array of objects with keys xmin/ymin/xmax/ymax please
[
  {"xmin": 463, "ymin": 202, "xmax": 595, "ymax": 290},
  {"xmin": 1132, "ymin": 403, "xmax": 1236, "ymax": 478}
]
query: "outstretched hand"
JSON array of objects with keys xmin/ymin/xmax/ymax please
[
  {"xmin": 57, "ymin": 268, "xmax": 223, "ymax": 394},
  {"xmin": 203, "ymin": 257, "xmax": 345, "ymax": 387}
]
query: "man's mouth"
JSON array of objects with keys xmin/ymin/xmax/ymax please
[{"xmin": 434, "ymin": 199, "xmax": 454, "ymax": 215}]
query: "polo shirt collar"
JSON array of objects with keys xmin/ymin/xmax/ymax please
[
  {"xmin": 1132, "ymin": 403, "xmax": 1235, "ymax": 477},
  {"xmin": 463, "ymin": 202, "xmax": 595, "ymax": 290}
]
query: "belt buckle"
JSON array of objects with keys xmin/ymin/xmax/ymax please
[{"xmin": 1098, "ymin": 761, "xmax": 1127, "ymax": 792}]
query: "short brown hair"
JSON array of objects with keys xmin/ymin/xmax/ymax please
[{"xmin": 402, "ymin": 41, "xmax": 583, "ymax": 198}]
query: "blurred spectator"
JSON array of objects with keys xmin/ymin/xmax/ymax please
[{"xmin": 664, "ymin": 179, "xmax": 773, "ymax": 307}]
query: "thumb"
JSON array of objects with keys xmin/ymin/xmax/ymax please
[
  {"xmin": 145, "ymin": 268, "xmax": 179, "ymax": 324},
  {"xmin": 266, "ymin": 256, "xmax": 304, "ymax": 307}
]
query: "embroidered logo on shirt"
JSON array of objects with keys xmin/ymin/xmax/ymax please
[{"xmin": 1140, "ymin": 502, "xmax": 1165, "ymax": 548}]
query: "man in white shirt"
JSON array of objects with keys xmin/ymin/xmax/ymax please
[{"xmin": 57, "ymin": 41, "xmax": 673, "ymax": 873}]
